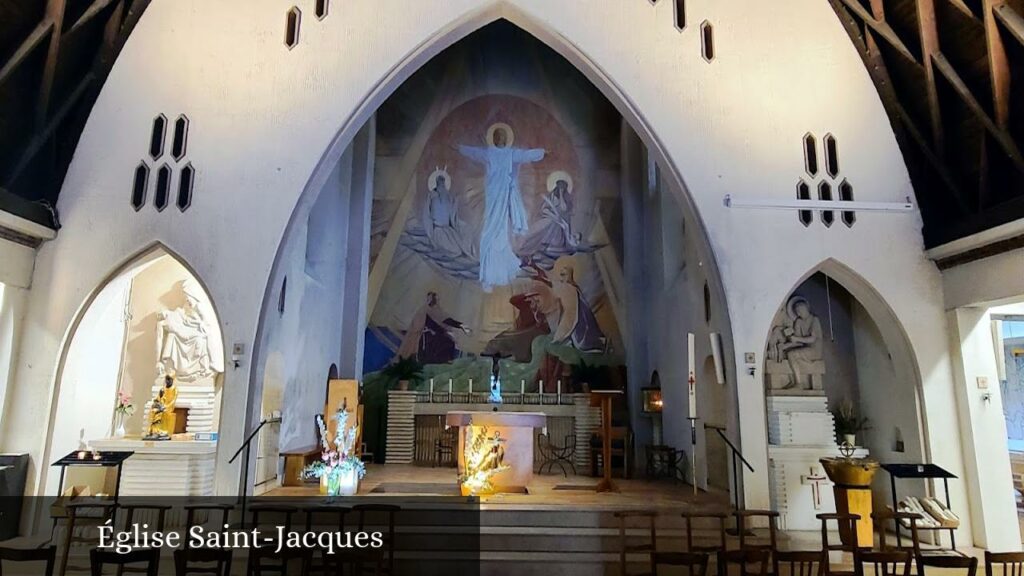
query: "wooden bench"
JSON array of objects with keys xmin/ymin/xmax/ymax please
[{"xmin": 281, "ymin": 445, "xmax": 321, "ymax": 487}]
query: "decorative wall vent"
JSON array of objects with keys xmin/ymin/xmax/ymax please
[
  {"xmin": 800, "ymin": 133, "xmax": 855, "ymax": 228},
  {"xmin": 130, "ymin": 114, "xmax": 196, "ymax": 213},
  {"xmin": 315, "ymin": 0, "xmax": 329, "ymax": 20},
  {"xmin": 700, "ymin": 21, "xmax": 714, "ymax": 62}
]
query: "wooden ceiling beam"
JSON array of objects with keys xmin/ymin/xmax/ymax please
[
  {"xmin": 994, "ymin": 3, "xmax": 1024, "ymax": 46},
  {"xmin": 931, "ymin": 52, "xmax": 1024, "ymax": 172},
  {"xmin": 837, "ymin": 0, "xmax": 920, "ymax": 64},
  {"xmin": 66, "ymin": 0, "xmax": 118, "ymax": 38},
  {"xmin": 893, "ymin": 101, "xmax": 973, "ymax": 212},
  {"xmin": 916, "ymin": 0, "xmax": 948, "ymax": 156},
  {"xmin": 35, "ymin": 0, "xmax": 68, "ymax": 129},
  {"xmin": 984, "ymin": 0, "xmax": 1012, "ymax": 129},
  {"xmin": 0, "ymin": 20, "xmax": 54, "ymax": 88}
]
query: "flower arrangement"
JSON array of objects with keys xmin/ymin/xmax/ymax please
[
  {"xmin": 115, "ymin": 390, "xmax": 134, "ymax": 417},
  {"xmin": 459, "ymin": 426, "xmax": 509, "ymax": 496},
  {"xmin": 303, "ymin": 408, "xmax": 365, "ymax": 496},
  {"xmin": 831, "ymin": 398, "xmax": 870, "ymax": 445}
]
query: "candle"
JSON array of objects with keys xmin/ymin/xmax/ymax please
[
  {"xmin": 77, "ymin": 451, "xmax": 87, "ymax": 460},
  {"xmin": 468, "ymin": 379, "xmax": 473, "ymax": 393},
  {"xmin": 430, "ymin": 379, "xmax": 434, "ymax": 395},
  {"xmin": 520, "ymin": 380, "xmax": 525, "ymax": 395},
  {"xmin": 448, "ymin": 379, "xmax": 453, "ymax": 392},
  {"xmin": 92, "ymin": 452, "xmax": 102, "ymax": 461},
  {"xmin": 688, "ymin": 333, "xmax": 697, "ymax": 419},
  {"xmin": 539, "ymin": 379, "xmax": 544, "ymax": 394},
  {"xmin": 557, "ymin": 380, "xmax": 561, "ymax": 397}
]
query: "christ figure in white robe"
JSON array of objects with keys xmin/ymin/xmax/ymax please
[{"xmin": 459, "ymin": 124, "xmax": 545, "ymax": 291}]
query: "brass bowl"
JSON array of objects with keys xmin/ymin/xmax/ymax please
[{"xmin": 820, "ymin": 457, "xmax": 880, "ymax": 487}]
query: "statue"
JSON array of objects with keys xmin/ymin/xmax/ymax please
[
  {"xmin": 144, "ymin": 373, "xmax": 179, "ymax": 440},
  {"xmin": 155, "ymin": 278, "xmax": 221, "ymax": 382},
  {"xmin": 766, "ymin": 295, "xmax": 825, "ymax": 391},
  {"xmin": 483, "ymin": 351, "xmax": 510, "ymax": 404}
]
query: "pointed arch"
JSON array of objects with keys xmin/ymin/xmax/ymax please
[{"xmin": 38, "ymin": 242, "xmax": 227, "ymax": 496}]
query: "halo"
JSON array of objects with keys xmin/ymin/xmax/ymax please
[
  {"xmin": 547, "ymin": 171, "xmax": 573, "ymax": 194},
  {"xmin": 786, "ymin": 295, "xmax": 809, "ymax": 320},
  {"xmin": 486, "ymin": 122, "xmax": 515, "ymax": 147},
  {"xmin": 428, "ymin": 168, "xmax": 450, "ymax": 191}
]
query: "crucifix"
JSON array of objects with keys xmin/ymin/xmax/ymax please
[{"xmin": 801, "ymin": 465, "xmax": 831, "ymax": 510}]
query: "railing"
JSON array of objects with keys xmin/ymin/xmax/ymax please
[
  {"xmin": 413, "ymin": 391, "xmax": 575, "ymax": 405},
  {"xmin": 706, "ymin": 423, "xmax": 754, "ymax": 530}
]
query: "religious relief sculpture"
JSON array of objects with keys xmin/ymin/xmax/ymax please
[
  {"xmin": 144, "ymin": 373, "xmax": 179, "ymax": 440},
  {"xmin": 458, "ymin": 123, "xmax": 545, "ymax": 291},
  {"xmin": 155, "ymin": 279, "xmax": 221, "ymax": 383},
  {"xmin": 766, "ymin": 295, "xmax": 825, "ymax": 392}
]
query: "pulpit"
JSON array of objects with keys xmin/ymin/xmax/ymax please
[
  {"xmin": 446, "ymin": 411, "xmax": 546, "ymax": 495},
  {"xmin": 590, "ymin": 390, "xmax": 624, "ymax": 492}
]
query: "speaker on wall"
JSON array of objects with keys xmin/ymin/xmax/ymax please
[{"xmin": 709, "ymin": 332, "xmax": 726, "ymax": 385}]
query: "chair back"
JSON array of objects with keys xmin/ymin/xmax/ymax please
[
  {"xmin": 718, "ymin": 548, "xmax": 771, "ymax": 576},
  {"xmin": 872, "ymin": 511, "xmax": 921, "ymax": 554},
  {"xmin": 249, "ymin": 544, "xmax": 311, "ymax": 575},
  {"xmin": 653, "ymin": 551, "xmax": 709, "ymax": 576},
  {"xmin": 734, "ymin": 510, "xmax": 779, "ymax": 552},
  {"xmin": 775, "ymin": 550, "xmax": 824, "ymax": 576},
  {"xmin": 0, "ymin": 545, "xmax": 56, "ymax": 576},
  {"xmin": 681, "ymin": 510, "xmax": 729, "ymax": 553},
  {"xmin": 615, "ymin": 510, "xmax": 658, "ymax": 576},
  {"xmin": 985, "ymin": 552, "xmax": 1024, "ymax": 576},
  {"xmin": 917, "ymin": 554, "xmax": 978, "ymax": 576},
  {"xmin": 855, "ymin": 549, "xmax": 913, "ymax": 576},
  {"xmin": 173, "ymin": 548, "xmax": 232, "ymax": 576},
  {"xmin": 354, "ymin": 504, "xmax": 400, "ymax": 574},
  {"xmin": 90, "ymin": 548, "xmax": 159, "ymax": 576}
]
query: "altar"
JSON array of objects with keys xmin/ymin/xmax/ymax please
[
  {"xmin": 445, "ymin": 411, "xmax": 546, "ymax": 495},
  {"xmin": 90, "ymin": 438, "xmax": 216, "ymax": 496}
]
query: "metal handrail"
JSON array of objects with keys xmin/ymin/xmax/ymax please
[{"xmin": 707, "ymin": 424, "xmax": 754, "ymax": 472}]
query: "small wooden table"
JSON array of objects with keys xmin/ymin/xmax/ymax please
[
  {"xmin": 281, "ymin": 445, "xmax": 321, "ymax": 486},
  {"xmin": 590, "ymin": 390, "xmax": 624, "ymax": 492}
]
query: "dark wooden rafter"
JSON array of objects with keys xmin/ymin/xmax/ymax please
[
  {"xmin": 0, "ymin": 0, "xmax": 150, "ymax": 228},
  {"xmin": 830, "ymin": 0, "xmax": 1024, "ymax": 248}
]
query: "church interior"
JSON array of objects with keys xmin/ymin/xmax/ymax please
[{"xmin": 0, "ymin": 0, "xmax": 1023, "ymax": 574}]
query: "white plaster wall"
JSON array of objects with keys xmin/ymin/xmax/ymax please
[
  {"xmin": 941, "ymin": 248, "xmax": 1024, "ymax": 309},
  {"xmin": 0, "ymin": 239, "xmax": 35, "ymax": 289},
  {"xmin": 0, "ymin": 0, "xmax": 972, "ymax": 540}
]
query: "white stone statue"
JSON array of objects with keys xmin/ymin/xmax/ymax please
[
  {"xmin": 766, "ymin": 295, "xmax": 824, "ymax": 391},
  {"xmin": 155, "ymin": 278, "xmax": 222, "ymax": 383}
]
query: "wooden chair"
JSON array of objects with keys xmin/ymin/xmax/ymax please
[
  {"xmin": 90, "ymin": 548, "xmax": 159, "ymax": 576},
  {"xmin": 775, "ymin": 551, "xmax": 825, "ymax": 576},
  {"xmin": 183, "ymin": 502, "xmax": 234, "ymax": 550},
  {"xmin": 58, "ymin": 500, "xmax": 117, "ymax": 576},
  {"xmin": 872, "ymin": 511, "xmax": 921, "ymax": 555},
  {"xmin": 719, "ymin": 549, "xmax": 771, "ymax": 576},
  {"xmin": 349, "ymin": 504, "xmax": 400, "ymax": 575},
  {"xmin": 854, "ymin": 550, "xmax": 913, "ymax": 576},
  {"xmin": 681, "ymin": 509, "xmax": 729, "ymax": 554},
  {"xmin": 985, "ymin": 552, "xmax": 1024, "ymax": 576},
  {"xmin": 116, "ymin": 502, "xmax": 172, "ymax": 576},
  {"xmin": 434, "ymin": 426, "xmax": 457, "ymax": 468},
  {"xmin": 653, "ymin": 551, "xmax": 710, "ymax": 576},
  {"xmin": 173, "ymin": 548, "xmax": 232, "ymax": 576},
  {"xmin": 591, "ymin": 427, "xmax": 633, "ymax": 479},
  {"xmin": 0, "ymin": 545, "xmax": 57, "ymax": 576},
  {"xmin": 734, "ymin": 510, "xmax": 779, "ymax": 552},
  {"xmin": 304, "ymin": 504, "xmax": 349, "ymax": 575},
  {"xmin": 615, "ymin": 510, "xmax": 658, "ymax": 576},
  {"xmin": 538, "ymin": 433, "xmax": 577, "ymax": 477},
  {"xmin": 248, "ymin": 544, "xmax": 311, "ymax": 576},
  {"xmin": 246, "ymin": 504, "xmax": 298, "ymax": 576},
  {"xmin": 817, "ymin": 513, "xmax": 860, "ymax": 576},
  {"xmin": 916, "ymin": 554, "xmax": 978, "ymax": 576}
]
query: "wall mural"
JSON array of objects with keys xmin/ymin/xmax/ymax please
[{"xmin": 362, "ymin": 23, "xmax": 624, "ymax": 393}]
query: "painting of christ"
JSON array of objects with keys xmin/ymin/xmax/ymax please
[{"xmin": 458, "ymin": 123, "xmax": 545, "ymax": 291}]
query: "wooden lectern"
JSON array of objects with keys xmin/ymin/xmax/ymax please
[{"xmin": 590, "ymin": 390, "xmax": 624, "ymax": 493}]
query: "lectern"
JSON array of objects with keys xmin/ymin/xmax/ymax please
[{"xmin": 590, "ymin": 390, "xmax": 624, "ymax": 493}]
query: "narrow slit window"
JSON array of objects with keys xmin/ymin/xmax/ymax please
[
  {"xmin": 818, "ymin": 181, "xmax": 834, "ymax": 227},
  {"xmin": 177, "ymin": 163, "xmax": 195, "ymax": 211},
  {"xmin": 279, "ymin": 277, "xmax": 288, "ymax": 315},
  {"xmin": 839, "ymin": 179, "xmax": 855, "ymax": 227},
  {"xmin": 315, "ymin": 0, "xmax": 328, "ymax": 20},
  {"xmin": 154, "ymin": 164, "xmax": 172, "ymax": 211},
  {"xmin": 674, "ymin": 0, "xmax": 686, "ymax": 30},
  {"xmin": 804, "ymin": 133, "xmax": 818, "ymax": 176},
  {"xmin": 149, "ymin": 115, "xmax": 167, "ymax": 160},
  {"xmin": 131, "ymin": 163, "xmax": 149, "ymax": 211},
  {"xmin": 701, "ymin": 21, "xmax": 715, "ymax": 62},
  {"xmin": 285, "ymin": 7, "xmax": 301, "ymax": 48},
  {"xmin": 171, "ymin": 115, "xmax": 189, "ymax": 161},
  {"xmin": 797, "ymin": 181, "xmax": 812, "ymax": 227},
  {"xmin": 824, "ymin": 133, "xmax": 839, "ymax": 178}
]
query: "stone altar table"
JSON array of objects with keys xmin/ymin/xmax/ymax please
[{"xmin": 445, "ymin": 411, "xmax": 546, "ymax": 495}]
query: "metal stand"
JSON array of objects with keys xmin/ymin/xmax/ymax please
[{"xmin": 228, "ymin": 417, "xmax": 280, "ymax": 529}]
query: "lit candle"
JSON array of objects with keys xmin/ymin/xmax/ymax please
[{"xmin": 77, "ymin": 451, "xmax": 87, "ymax": 460}]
